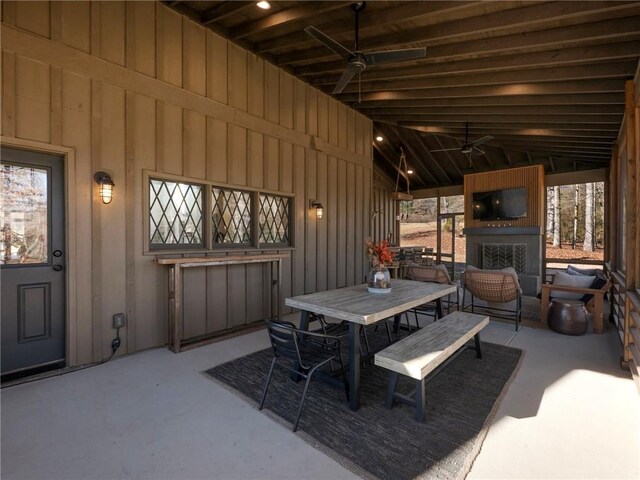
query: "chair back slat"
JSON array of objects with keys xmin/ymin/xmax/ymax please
[{"xmin": 265, "ymin": 320, "xmax": 302, "ymax": 364}]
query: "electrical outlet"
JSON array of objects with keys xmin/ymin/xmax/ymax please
[{"xmin": 113, "ymin": 313, "xmax": 126, "ymax": 329}]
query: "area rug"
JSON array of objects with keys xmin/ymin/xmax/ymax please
[{"xmin": 204, "ymin": 331, "xmax": 523, "ymax": 480}]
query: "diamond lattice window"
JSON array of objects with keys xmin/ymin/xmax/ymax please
[
  {"xmin": 259, "ymin": 194, "xmax": 290, "ymax": 245},
  {"xmin": 212, "ymin": 188, "xmax": 252, "ymax": 245},
  {"xmin": 149, "ymin": 179, "xmax": 203, "ymax": 247}
]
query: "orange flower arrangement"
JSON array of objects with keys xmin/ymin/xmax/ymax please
[{"xmin": 366, "ymin": 239, "xmax": 394, "ymax": 267}]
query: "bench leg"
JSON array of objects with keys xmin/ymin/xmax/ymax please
[
  {"xmin": 474, "ymin": 333, "xmax": 483, "ymax": 359},
  {"xmin": 385, "ymin": 372, "xmax": 399, "ymax": 410},
  {"xmin": 415, "ymin": 378, "xmax": 426, "ymax": 422}
]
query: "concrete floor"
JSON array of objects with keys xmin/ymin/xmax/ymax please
[{"xmin": 2, "ymin": 317, "xmax": 639, "ymax": 480}]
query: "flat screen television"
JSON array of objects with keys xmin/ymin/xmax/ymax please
[{"xmin": 472, "ymin": 188, "xmax": 527, "ymax": 220}]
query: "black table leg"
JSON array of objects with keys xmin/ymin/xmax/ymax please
[
  {"xmin": 348, "ymin": 321, "xmax": 361, "ymax": 411},
  {"xmin": 415, "ymin": 378, "xmax": 426, "ymax": 422},
  {"xmin": 392, "ymin": 314, "xmax": 402, "ymax": 334},
  {"xmin": 291, "ymin": 311, "xmax": 310, "ymax": 382},
  {"xmin": 474, "ymin": 333, "xmax": 483, "ymax": 359},
  {"xmin": 435, "ymin": 298, "xmax": 444, "ymax": 320}
]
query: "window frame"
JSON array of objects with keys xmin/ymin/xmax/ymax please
[
  {"xmin": 143, "ymin": 170, "xmax": 295, "ymax": 255},
  {"xmin": 148, "ymin": 176, "xmax": 206, "ymax": 251}
]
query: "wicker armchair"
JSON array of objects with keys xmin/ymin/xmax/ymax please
[
  {"xmin": 404, "ymin": 264, "xmax": 459, "ymax": 325},
  {"xmin": 462, "ymin": 266, "xmax": 522, "ymax": 331}
]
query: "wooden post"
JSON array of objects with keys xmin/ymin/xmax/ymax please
[{"xmin": 624, "ymin": 79, "xmax": 637, "ymax": 362}]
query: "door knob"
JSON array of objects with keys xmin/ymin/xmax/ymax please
[{"xmin": 53, "ymin": 265, "xmax": 64, "ymax": 272}]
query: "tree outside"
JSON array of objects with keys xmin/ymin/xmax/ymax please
[{"xmin": 546, "ymin": 182, "xmax": 604, "ymax": 262}]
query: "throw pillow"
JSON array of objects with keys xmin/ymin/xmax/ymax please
[
  {"xmin": 567, "ymin": 265, "xmax": 601, "ymax": 276},
  {"xmin": 552, "ymin": 271, "xmax": 595, "ymax": 300}
]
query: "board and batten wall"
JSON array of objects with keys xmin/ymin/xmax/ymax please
[
  {"xmin": 372, "ymin": 165, "xmax": 399, "ymax": 244},
  {"xmin": 0, "ymin": 1, "xmax": 373, "ymax": 365},
  {"xmin": 463, "ymin": 165, "xmax": 545, "ymax": 229}
]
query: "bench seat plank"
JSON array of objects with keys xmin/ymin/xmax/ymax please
[{"xmin": 374, "ymin": 311, "xmax": 489, "ymax": 380}]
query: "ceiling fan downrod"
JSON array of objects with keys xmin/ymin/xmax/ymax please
[{"xmin": 352, "ymin": 2, "xmax": 366, "ymax": 51}]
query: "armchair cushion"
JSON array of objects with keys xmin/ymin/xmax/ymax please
[{"xmin": 551, "ymin": 271, "xmax": 595, "ymax": 299}]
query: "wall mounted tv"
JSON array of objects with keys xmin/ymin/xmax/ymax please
[{"xmin": 472, "ymin": 188, "xmax": 528, "ymax": 221}]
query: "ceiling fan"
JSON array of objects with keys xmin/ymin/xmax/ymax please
[
  {"xmin": 431, "ymin": 123, "xmax": 494, "ymax": 156},
  {"xmin": 304, "ymin": 2, "xmax": 427, "ymax": 95}
]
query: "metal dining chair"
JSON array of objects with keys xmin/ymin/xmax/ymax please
[{"xmin": 259, "ymin": 319, "xmax": 349, "ymax": 432}]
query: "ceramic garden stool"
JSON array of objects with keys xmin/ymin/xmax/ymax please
[{"xmin": 548, "ymin": 299, "xmax": 589, "ymax": 336}]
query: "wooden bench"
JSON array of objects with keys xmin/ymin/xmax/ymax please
[{"xmin": 374, "ymin": 311, "xmax": 490, "ymax": 422}]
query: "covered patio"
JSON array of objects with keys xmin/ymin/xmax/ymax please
[
  {"xmin": 2, "ymin": 319, "xmax": 638, "ymax": 479},
  {"xmin": 2, "ymin": 1, "xmax": 640, "ymax": 479}
]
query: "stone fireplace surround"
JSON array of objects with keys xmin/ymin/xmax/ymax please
[{"xmin": 464, "ymin": 226, "xmax": 543, "ymax": 296}]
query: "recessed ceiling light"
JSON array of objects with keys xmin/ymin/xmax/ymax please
[
  {"xmin": 407, "ymin": 169, "xmax": 414, "ymax": 174},
  {"xmin": 375, "ymin": 135, "xmax": 383, "ymax": 142},
  {"xmin": 257, "ymin": 1, "xmax": 271, "ymax": 9}
]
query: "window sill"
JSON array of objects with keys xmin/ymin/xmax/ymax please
[{"xmin": 144, "ymin": 246, "xmax": 296, "ymax": 257}]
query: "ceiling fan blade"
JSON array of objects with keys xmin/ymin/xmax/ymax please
[
  {"xmin": 332, "ymin": 66, "xmax": 358, "ymax": 94},
  {"xmin": 430, "ymin": 148, "xmax": 458, "ymax": 153},
  {"xmin": 304, "ymin": 26, "xmax": 353, "ymax": 59},
  {"xmin": 364, "ymin": 47, "xmax": 426, "ymax": 65},
  {"xmin": 472, "ymin": 146, "xmax": 486, "ymax": 155},
  {"xmin": 471, "ymin": 135, "xmax": 494, "ymax": 146}
]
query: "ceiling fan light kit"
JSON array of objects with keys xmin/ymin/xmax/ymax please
[{"xmin": 304, "ymin": 2, "xmax": 427, "ymax": 96}]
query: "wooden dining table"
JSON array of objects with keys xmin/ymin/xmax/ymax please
[{"xmin": 285, "ymin": 279, "xmax": 457, "ymax": 411}]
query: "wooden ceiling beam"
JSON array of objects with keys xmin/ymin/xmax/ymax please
[
  {"xmin": 309, "ymin": 40, "xmax": 640, "ymax": 84},
  {"xmin": 395, "ymin": 120, "xmax": 620, "ymax": 132},
  {"xmin": 338, "ymin": 79, "xmax": 625, "ymax": 102},
  {"xmin": 484, "ymin": 136, "xmax": 614, "ymax": 146},
  {"xmin": 373, "ymin": 142, "xmax": 409, "ymax": 183},
  {"xmin": 430, "ymin": 135, "xmax": 467, "ymax": 177},
  {"xmin": 407, "ymin": 129, "xmax": 455, "ymax": 185},
  {"xmin": 489, "ymin": 138, "xmax": 614, "ymax": 150},
  {"xmin": 354, "ymin": 93, "xmax": 625, "ymax": 108},
  {"xmin": 200, "ymin": 2, "xmax": 253, "ymax": 25},
  {"xmin": 384, "ymin": 124, "xmax": 438, "ymax": 187},
  {"xmin": 284, "ymin": 14, "xmax": 640, "ymax": 67},
  {"xmin": 228, "ymin": 2, "xmax": 347, "ymax": 40},
  {"xmin": 398, "ymin": 127, "xmax": 618, "ymax": 145},
  {"xmin": 524, "ymin": 152, "xmax": 611, "ymax": 163},
  {"xmin": 407, "ymin": 125, "xmax": 618, "ymax": 139},
  {"xmin": 376, "ymin": 113, "xmax": 623, "ymax": 125},
  {"xmin": 499, "ymin": 145, "xmax": 612, "ymax": 157},
  {"xmin": 378, "ymin": 124, "xmax": 432, "ymax": 189},
  {"xmin": 254, "ymin": 1, "xmax": 506, "ymax": 54},
  {"xmin": 337, "ymin": 61, "xmax": 637, "ymax": 94},
  {"xmin": 362, "ymin": 104, "xmax": 625, "ymax": 116}
]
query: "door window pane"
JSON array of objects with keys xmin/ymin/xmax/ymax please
[{"xmin": 0, "ymin": 164, "xmax": 48, "ymax": 264}]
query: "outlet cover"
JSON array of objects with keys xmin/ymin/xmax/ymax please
[{"xmin": 113, "ymin": 313, "xmax": 126, "ymax": 329}]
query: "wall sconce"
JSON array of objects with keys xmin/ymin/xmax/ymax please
[
  {"xmin": 94, "ymin": 171, "xmax": 115, "ymax": 204},
  {"xmin": 310, "ymin": 200, "xmax": 324, "ymax": 220}
]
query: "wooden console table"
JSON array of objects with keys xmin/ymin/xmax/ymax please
[{"xmin": 157, "ymin": 254, "xmax": 288, "ymax": 353}]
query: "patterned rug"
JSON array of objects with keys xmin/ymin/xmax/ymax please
[{"xmin": 204, "ymin": 328, "xmax": 523, "ymax": 480}]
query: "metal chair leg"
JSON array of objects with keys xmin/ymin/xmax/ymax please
[
  {"xmin": 337, "ymin": 350, "xmax": 349, "ymax": 402},
  {"xmin": 259, "ymin": 357, "xmax": 277, "ymax": 410},
  {"xmin": 360, "ymin": 325, "xmax": 372, "ymax": 356},
  {"xmin": 293, "ymin": 362, "xmax": 324, "ymax": 432},
  {"xmin": 385, "ymin": 321, "xmax": 393, "ymax": 344},
  {"xmin": 404, "ymin": 312, "xmax": 413, "ymax": 332}
]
